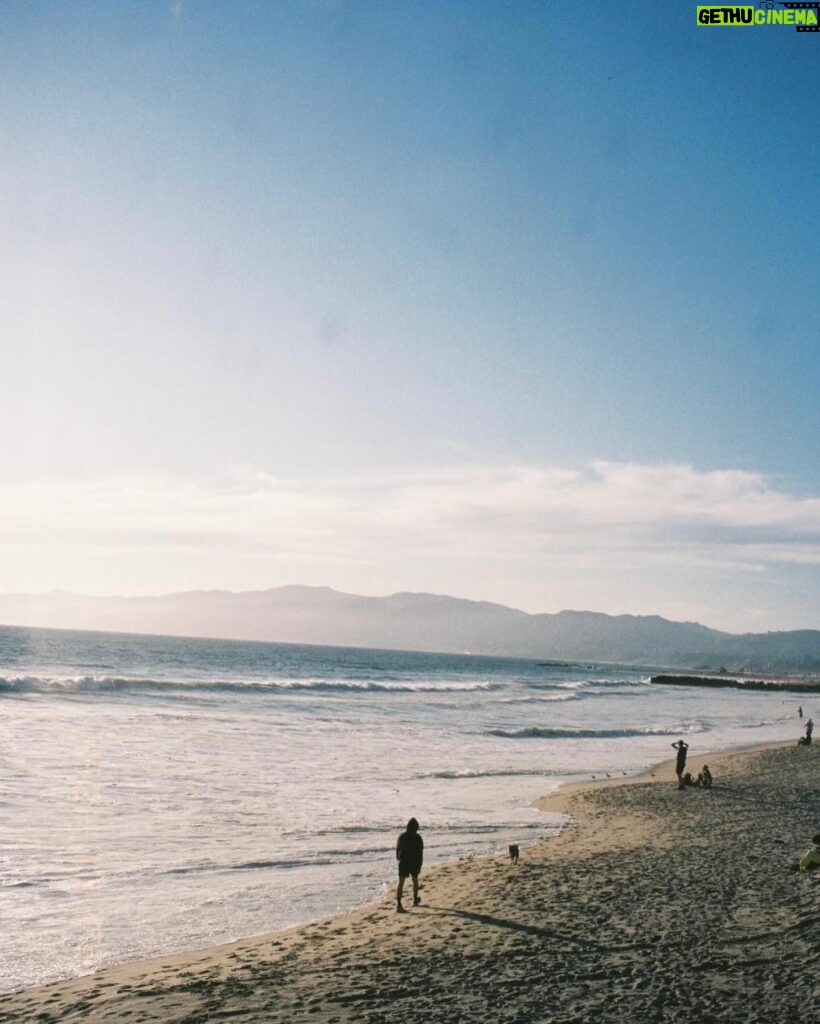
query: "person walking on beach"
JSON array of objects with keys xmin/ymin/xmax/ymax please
[
  {"xmin": 396, "ymin": 817, "xmax": 423, "ymax": 913},
  {"xmin": 672, "ymin": 739, "xmax": 689, "ymax": 788},
  {"xmin": 805, "ymin": 718, "xmax": 813, "ymax": 745},
  {"xmin": 798, "ymin": 705, "xmax": 803, "ymax": 719}
]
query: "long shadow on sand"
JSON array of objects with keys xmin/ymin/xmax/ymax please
[{"xmin": 423, "ymin": 906, "xmax": 613, "ymax": 951}]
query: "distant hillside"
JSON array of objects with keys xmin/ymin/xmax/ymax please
[{"xmin": 1, "ymin": 586, "xmax": 819, "ymax": 671}]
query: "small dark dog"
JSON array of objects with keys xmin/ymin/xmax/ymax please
[{"xmin": 508, "ymin": 844, "xmax": 520, "ymax": 865}]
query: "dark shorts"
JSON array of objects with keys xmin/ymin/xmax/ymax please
[{"xmin": 398, "ymin": 862, "xmax": 420, "ymax": 879}]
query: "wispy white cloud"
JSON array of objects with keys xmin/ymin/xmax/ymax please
[
  {"xmin": 3, "ymin": 460, "xmax": 820, "ymax": 554},
  {"xmin": 2, "ymin": 461, "xmax": 819, "ymax": 627}
]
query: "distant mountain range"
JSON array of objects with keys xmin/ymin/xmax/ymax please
[{"xmin": 2, "ymin": 585, "xmax": 820, "ymax": 671}]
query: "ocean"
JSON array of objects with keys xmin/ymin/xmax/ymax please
[{"xmin": 0, "ymin": 624, "xmax": 804, "ymax": 994}]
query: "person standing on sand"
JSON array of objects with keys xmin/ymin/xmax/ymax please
[
  {"xmin": 798, "ymin": 705, "xmax": 803, "ymax": 719},
  {"xmin": 672, "ymin": 739, "xmax": 689, "ymax": 788},
  {"xmin": 396, "ymin": 817, "xmax": 423, "ymax": 913},
  {"xmin": 805, "ymin": 718, "xmax": 814, "ymax": 744}
]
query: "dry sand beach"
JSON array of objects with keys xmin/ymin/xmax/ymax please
[{"xmin": 3, "ymin": 741, "xmax": 818, "ymax": 1024}]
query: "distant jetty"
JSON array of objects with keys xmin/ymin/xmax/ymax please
[{"xmin": 651, "ymin": 674, "xmax": 820, "ymax": 694}]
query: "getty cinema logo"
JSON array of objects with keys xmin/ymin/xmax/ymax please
[{"xmin": 697, "ymin": 2, "xmax": 820, "ymax": 30}]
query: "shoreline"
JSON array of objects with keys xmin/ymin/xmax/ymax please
[
  {"xmin": 0, "ymin": 743, "xmax": 738, "ymax": 997},
  {"xmin": 3, "ymin": 737, "xmax": 818, "ymax": 1023}
]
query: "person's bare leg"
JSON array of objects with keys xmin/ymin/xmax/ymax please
[
  {"xmin": 412, "ymin": 873, "xmax": 420, "ymax": 905},
  {"xmin": 396, "ymin": 877, "xmax": 406, "ymax": 911}
]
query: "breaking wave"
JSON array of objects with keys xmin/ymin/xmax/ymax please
[
  {"xmin": 485, "ymin": 725, "xmax": 705, "ymax": 740},
  {"xmin": 0, "ymin": 675, "xmax": 499, "ymax": 697},
  {"xmin": 418, "ymin": 767, "xmax": 573, "ymax": 779}
]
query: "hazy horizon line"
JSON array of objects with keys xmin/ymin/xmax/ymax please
[{"xmin": 2, "ymin": 582, "xmax": 815, "ymax": 638}]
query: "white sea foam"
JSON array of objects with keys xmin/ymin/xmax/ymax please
[
  {"xmin": 484, "ymin": 724, "xmax": 706, "ymax": 739},
  {"xmin": 0, "ymin": 674, "xmax": 499, "ymax": 696}
]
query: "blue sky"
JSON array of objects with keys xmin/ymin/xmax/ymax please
[{"xmin": 2, "ymin": 1, "xmax": 819, "ymax": 631}]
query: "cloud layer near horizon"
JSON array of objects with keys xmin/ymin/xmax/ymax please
[{"xmin": 3, "ymin": 461, "xmax": 820, "ymax": 630}]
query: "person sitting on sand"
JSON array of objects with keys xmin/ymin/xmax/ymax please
[
  {"xmin": 798, "ymin": 833, "xmax": 820, "ymax": 872},
  {"xmin": 672, "ymin": 739, "xmax": 689, "ymax": 788},
  {"xmin": 396, "ymin": 817, "xmax": 424, "ymax": 913},
  {"xmin": 798, "ymin": 718, "xmax": 814, "ymax": 747},
  {"xmin": 699, "ymin": 765, "xmax": 713, "ymax": 788}
]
